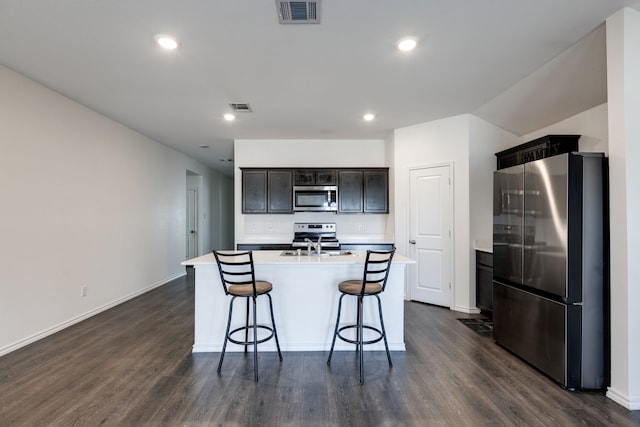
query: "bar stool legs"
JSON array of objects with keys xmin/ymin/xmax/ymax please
[
  {"xmin": 326, "ymin": 249, "xmax": 396, "ymax": 383},
  {"xmin": 213, "ymin": 250, "xmax": 283, "ymax": 382},
  {"xmin": 358, "ymin": 296, "xmax": 364, "ymax": 383},
  {"xmin": 217, "ymin": 293, "xmax": 282, "ymax": 382},
  {"xmin": 267, "ymin": 294, "xmax": 283, "ymax": 364},
  {"xmin": 217, "ymin": 296, "xmax": 235, "ymax": 375},
  {"xmin": 376, "ymin": 294, "xmax": 393, "ymax": 367},
  {"xmin": 327, "ymin": 294, "xmax": 345, "ymax": 366},
  {"xmin": 327, "ymin": 293, "xmax": 392, "ymax": 383}
]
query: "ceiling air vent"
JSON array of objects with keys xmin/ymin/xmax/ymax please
[
  {"xmin": 276, "ymin": 1, "xmax": 320, "ymax": 24},
  {"xmin": 229, "ymin": 103, "xmax": 252, "ymax": 112}
]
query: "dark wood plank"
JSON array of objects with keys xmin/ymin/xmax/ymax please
[{"xmin": 1, "ymin": 269, "xmax": 639, "ymax": 426}]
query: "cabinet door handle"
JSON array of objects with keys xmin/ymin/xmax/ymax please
[{"xmin": 409, "ymin": 240, "xmax": 416, "ymax": 244}]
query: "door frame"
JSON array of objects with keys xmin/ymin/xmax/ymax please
[{"xmin": 406, "ymin": 162, "xmax": 455, "ymax": 308}]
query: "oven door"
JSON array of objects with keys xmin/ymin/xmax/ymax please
[{"xmin": 293, "ymin": 186, "xmax": 337, "ymax": 212}]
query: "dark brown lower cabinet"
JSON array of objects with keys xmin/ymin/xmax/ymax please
[{"xmin": 476, "ymin": 250, "xmax": 493, "ymax": 314}]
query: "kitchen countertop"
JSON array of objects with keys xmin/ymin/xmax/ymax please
[
  {"xmin": 474, "ymin": 239, "xmax": 493, "ymax": 253},
  {"xmin": 183, "ymin": 250, "xmax": 414, "ymax": 266},
  {"xmin": 235, "ymin": 238, "xmax": 395, "ymax": 244}
]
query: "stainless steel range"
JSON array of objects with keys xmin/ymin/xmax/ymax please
[{"xmin": 291, "ymin": 222, "xmax": 340, "ymax": 251}]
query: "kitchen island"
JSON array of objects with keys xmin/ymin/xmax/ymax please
[{"xmin": 182, "ymin": 250, "xmax": 414, "ymax": 353}]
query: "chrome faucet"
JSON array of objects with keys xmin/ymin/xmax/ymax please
[{"xmin": 304, "ymin": 237, "xmax": 322, "ymax": 254}]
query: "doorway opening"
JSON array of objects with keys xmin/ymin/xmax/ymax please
[{"xmin": 186, "ymin": 170, "xmax": 201, "ymax": 259}]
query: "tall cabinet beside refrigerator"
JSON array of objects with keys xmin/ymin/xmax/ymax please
[{"xmin": 493, "ymin": 152, "xmax": 608, "ymax": 390}]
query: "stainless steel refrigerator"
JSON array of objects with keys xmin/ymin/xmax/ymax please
[{"xmin": 492, "ymin": 152, "xmax": 607, "ymax": 390}]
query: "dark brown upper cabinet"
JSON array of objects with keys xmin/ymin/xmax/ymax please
[
  {"xmin": 338, "ymin": 170, "xmax": 363, "ymax": 213},
  {"xmin": 268, "ymin": 170, "xmax": 294, "ymax": 213},
  {"xmin": 294, "ymin": 169, "xmax": 337, "ymax": 186},
  {"xmin": 242, "ymin": 169, "xmax": 293, "ymax": 214},
  {"xmin": 363, "ymin": 169, "xmax": 389, "ymax": 213},
  {"xmin": 338, "ymin": 168, "xmax": 388, "ymax": 214},
  {"xmin": 242, "ymin": 167, "xmax": 387, "ymax": 214},
  {"xmin": 242, "ymin": 170, "xmax": 267, "ymax": 213}
]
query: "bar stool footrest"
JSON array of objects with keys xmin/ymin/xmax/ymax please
[
  {"xmin": 336, "ymin": 324, "xmax": 385, "ymax": 346},
  {"xmin": 227, "ymin": 325, "xmax": 275, "ymax": 346}
]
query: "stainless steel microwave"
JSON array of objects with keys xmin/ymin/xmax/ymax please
[{"xmin": 293, "ymin": 185, "xmax": 338, "ymax": 212}]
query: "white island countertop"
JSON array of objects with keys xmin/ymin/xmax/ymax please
[
  {"xmin": 182, "ymin": 250, "xmax": 414, "ymax": 266},
  {"xmin": 182, "ymin": 250, "xmax": 414, "ymax": 353}
]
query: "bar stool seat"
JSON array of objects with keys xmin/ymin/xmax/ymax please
[
  {"xmin": 327, "ymin": 248, "xmax": 396, "ymax": 383},
  {"xmin": 228, "ymin": 281, "xmax": 272, "ymax": 296},
  {"xmin": 338, "ymin": 280, "xmax": 382, "ymax": 295},
  {"xmin": 213, "ymin": 250, "xmax": 282, "ymax": 382}
]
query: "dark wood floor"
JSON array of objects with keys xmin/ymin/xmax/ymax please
[{"xmin": 1, "ymin": 270, "xmax": 638, "ymax": 426}]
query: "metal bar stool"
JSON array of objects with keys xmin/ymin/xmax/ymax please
[
  {"xmin": 327, "ymin": 248, "xmax": 396, "ymax": 383},
  {"xmin": 213, "ymin": 250, "xmax": 283, "ymax": 381}
]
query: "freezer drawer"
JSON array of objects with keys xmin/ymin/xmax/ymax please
[{"xmin": 493, "ymin": 282, "xmax": 583, "ymax": 389}]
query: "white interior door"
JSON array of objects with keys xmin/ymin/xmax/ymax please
[
  {"xmin": 186, "ymin": 187, "xmax": 198, "ymax": 259},
  {"xmin": 408, "ymin": 165, "xmax": 452, "ymax": 307}
]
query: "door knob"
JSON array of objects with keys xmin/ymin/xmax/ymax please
[
  {"xmin": 409, "ymin": 240, "xmax": 416, "ymax": 244},
  {"xmin": 190, "ymin": 230, "xmax": 195, "ymax": 234}
]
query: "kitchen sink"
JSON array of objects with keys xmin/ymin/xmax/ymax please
[{"xmin": 280, "ymin": 250, "xmax": 356, "ymax": 257}]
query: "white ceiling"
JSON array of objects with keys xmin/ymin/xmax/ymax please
[{"xmin": 1, "ymin": 1, "xmax": 638, "ymax": 176}]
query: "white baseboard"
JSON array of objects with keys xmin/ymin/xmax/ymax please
[
  {"xmin": 0, "ymin": 272, "xmax": 186, "ymax": 357},
  {"xmin": 606, "ymin": 387, "xmax": 640, "ymax": 410},
  {"xmin": 453, "ymin": 304, "xmax": 482, "ymax": 314},
  {"xmin": 192, "ymin": 342, "xmax": 406, "ymax": 353}
]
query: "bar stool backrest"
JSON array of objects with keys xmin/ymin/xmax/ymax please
[
  {"xmin": 360, "ymin": 248, "xmax": 396, "ymax": 295},
  {"xmin": 213, "ymin": 250, "xmax": 257, "ymax": 296}
]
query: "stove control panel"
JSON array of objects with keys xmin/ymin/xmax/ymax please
[{"xmin": 294, "ymin": 223, "xmax": 336, "ymax": 233}]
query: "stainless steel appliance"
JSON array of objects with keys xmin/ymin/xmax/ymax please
[
  {"xmin": 492, "ymin": 152, "xmax": 607, "ymax": 390},
  {"xmin": 293, "ymin": 186, "xmax": 338, "ymax": 212},
  {"xmin": 291, "ymin": 222, "xmax": 340, "ymax": 250}
]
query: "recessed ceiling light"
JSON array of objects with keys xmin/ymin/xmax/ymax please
[
  {"xmin": 223, "ymin": 113, "xmax": 236, "ymax": 121},
  {"xmin": 397, "ymin": 38, "xmax": 417, "ymax": 52},
  {"xmin": 155, "ymin": 34, "xmax": 179, "ymax": 50},
  {"xmin": 363, "ymin": 113, "xmax": 375, "ymax": 121}
]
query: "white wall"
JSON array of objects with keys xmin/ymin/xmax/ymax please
[
  {"xmin": 468, "ymin": 116, "xmax": 519, "ymax": 306},
  {"xmin": 0, "ymin": 66, "xmax": 232, "ymax": 355},
  {"xmin": 604, "ymin": 8, "xmax": 640, "ymax": 411},
  {"xmin": 520, "ymin": 103, "xmax": 609, "ymax": 152},
  {"xmin": 233, "ymin": 139, "xmax": 391, "ymax": 244},
  {"xmin": 393, "ymin": 114, "xmax": 517, "ymax": 312},
  {"xmin": 384, "ymin": 132, "xmax": 397, "ymax": 243}
]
